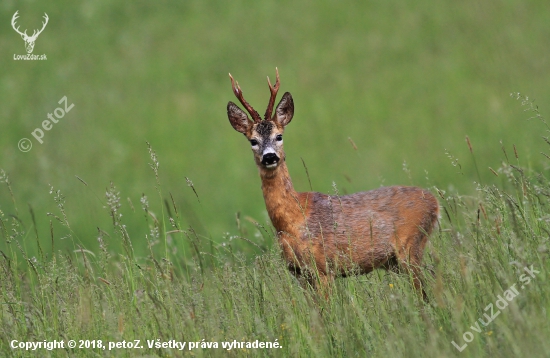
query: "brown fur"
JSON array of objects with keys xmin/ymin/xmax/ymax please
[{"xmin": 227, "ymin": 71, "xmax": 439, "ymax": 299}]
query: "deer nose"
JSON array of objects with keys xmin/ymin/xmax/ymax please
[{"xmin": 261, "ymin": 153, "xmax": 280, "ymax": 166}]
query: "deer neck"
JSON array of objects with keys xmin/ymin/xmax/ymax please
[{"xmin": 259, "ymin": 159, "xmax": 306, "ymax": 236}]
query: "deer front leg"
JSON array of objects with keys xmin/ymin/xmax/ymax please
[{"xmin": 317, "ymin": 273, "xmax": 335, "ymax": 300}]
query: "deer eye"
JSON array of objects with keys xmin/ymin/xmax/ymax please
[
  {"xmin": 250, "ymin": 139, "xmax": 259, "ymax": 146},
  {"xmin": 276, "ymin": 134, "xmax": 283, "ymax": 142}
]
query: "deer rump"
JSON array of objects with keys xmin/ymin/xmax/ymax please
[{"xmin": 288, "ymin": 186, "xmax": 439, "ymax": 277}]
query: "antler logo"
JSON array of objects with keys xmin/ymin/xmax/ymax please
[{"xmin": 11, "ymin": 11, "xmax": 49, "ymax": 54}]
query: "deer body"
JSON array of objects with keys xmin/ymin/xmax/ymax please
[{"xmin": 227, "ymin": 69, "xmax": 439, "ymax": 297}]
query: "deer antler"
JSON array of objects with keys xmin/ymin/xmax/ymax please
[
  {"xmin": 264, "ymin": 68, "xmax": 280, "ymax": 120},
  {"xmin": 11, "ymin": 11, "xmax": 28, "ymax": 37},
  {"xmin": 31, "ymin": 13, "xmax": 49, "ymax": 39},
  {"xmin": 229, "ymin": 73, "xmax": 262, "ymax": 123}
]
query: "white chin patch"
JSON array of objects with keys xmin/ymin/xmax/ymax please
[{"xmin": 265, "ymin": 163, "xmax": 278, "ymax": 169}]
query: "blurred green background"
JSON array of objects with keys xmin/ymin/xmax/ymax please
[{"xmin": 1, "ymin": 0, "xmax": 549, "ymax": 257}]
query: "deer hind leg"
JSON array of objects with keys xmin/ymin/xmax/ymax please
[{"xmin": 395, "ymin": 233, "xmax": 429, "ymax": 301}]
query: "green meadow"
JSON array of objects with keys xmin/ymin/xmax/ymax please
[{"xmin": 1, "ymin": 1, "xmax": 549, "ymax": 356}]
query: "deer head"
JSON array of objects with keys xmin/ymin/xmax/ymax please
[
  {"xmin": 11, "ymin": 11, "xmax": 49, "ymax": 54},
  {"xmin": 227, "ymin": 68, "xmax": 294, "ymax": 171}
]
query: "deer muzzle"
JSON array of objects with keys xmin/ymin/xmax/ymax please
[{"xmin": 261, "ymin": 153, "xmax": 280, "ymax": 168}]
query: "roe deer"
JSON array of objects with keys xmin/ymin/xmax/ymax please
[{"xmin": 226, "ymin": 69, "xmax": 439, "ymax": 299}]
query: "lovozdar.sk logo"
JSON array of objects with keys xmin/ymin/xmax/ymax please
[{"xmin": 11, "ymin": 10, "xmax": 48, "ymax": 60}]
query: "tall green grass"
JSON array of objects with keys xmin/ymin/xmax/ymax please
[{"xmin": 1, "ymin": 99, "xmax": 549, "ymax": 357}]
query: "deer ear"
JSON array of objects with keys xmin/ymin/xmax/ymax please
[
  {"xmin": 227, "ymin": 102, "xmax": 252, "ymax": 134},
  {"xmin": 273, "ymin": 92, "xmax": 294, "ymax": 127}
]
